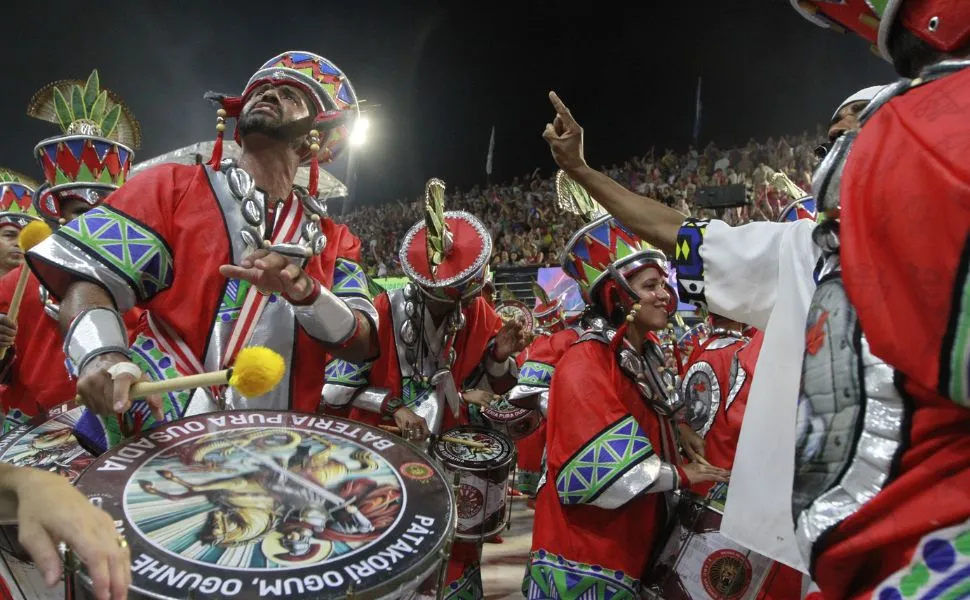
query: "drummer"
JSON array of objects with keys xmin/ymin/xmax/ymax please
[
  {"xmin": 507, "ymin": 286, "xmax": 570, "ymax": 498},
  {"xmin": 25, "ymin": 52, "xmax": 378, "ymax": 455},
  {"xmin": 321, "ymin": 178, "xmax": 530, "ymax": 599},
  {"xmin": 0, "ymin": 72, "xmax": 143, "ymax": 432},
  {"xmin": 0, "ymin": 172, "xmax": 40, "ymax": 280},
  {"xmin": 0, "ymin": 462, "xmax": 130, "ymax": 599},
  {"xmin": 524, "ymin": 217, "xmax": 729, "ymax": 599}
]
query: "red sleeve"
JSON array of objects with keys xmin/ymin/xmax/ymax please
[
  {"xmin": 324, "ymin": 220, "xmax": 362, "ymax": 263},
  {"xmin": 516, "ymin": 329, "xmax": 579, "ymax": 368},
  {"xmin": 104, "ymin": 163, "xmax": 194, "ymax": 244},
  {"xmin": 27, "ymin": 163, "xmax": 195, "ymax": 306},
  {"xmin": 363, "ymin": 292, "xmax": 403, "ymax": 398},
  {"xmin": 0, "ymin": 267, "xmax": 21, "ymax": 313},
  {"xmin": 545, "ymin": 342, "xmax": 630, "ymax": 473}
]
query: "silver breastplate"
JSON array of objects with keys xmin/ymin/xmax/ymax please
[
  {"xmin": 579, "ymin": 319, "xmax": 683, "ymax": 417},
  {"xmin": 792, "ymin": 230, "xmax": 907, "ymax": 565}
]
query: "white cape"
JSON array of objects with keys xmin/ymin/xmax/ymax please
[{"xmin": 699, "ymin": 219, "xmax": 820, "ymax": 573}]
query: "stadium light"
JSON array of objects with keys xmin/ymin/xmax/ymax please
[{"xmin": 350, "ymin": 116, "xmax": 370, "ymax": 148}]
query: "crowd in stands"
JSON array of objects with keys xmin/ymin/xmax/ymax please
[{"xmin": 337, "ymin": 128, "xmax": 826, "ymax": 277}]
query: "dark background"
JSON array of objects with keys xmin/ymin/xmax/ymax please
[{"xmin": 0, "ymin": 1, "xmax": 892, "ymax": 210}]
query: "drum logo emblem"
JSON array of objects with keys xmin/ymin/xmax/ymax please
[
  {"xmin": 127, "ymin": 428, "xmax": 404, "ymax": 570},
  {"xmin": 458, "ymin": 484, "xmax": 484, "ymax": 519},
  {"xmin": 701, "ymin": 548, "xmax": 752, "ymax": 599},
  {"xmin": 400, "ymin": 461, "xmax": 435, "ymax": 481}
]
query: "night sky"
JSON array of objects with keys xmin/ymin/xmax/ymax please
[{"xmin": 1, "ymin": 1, "xmax": 892, "ymax": 210}]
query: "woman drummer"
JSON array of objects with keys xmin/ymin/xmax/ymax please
[{"xmin": 523, "ymin": 216, "xmax": 729, "ymax": 599}]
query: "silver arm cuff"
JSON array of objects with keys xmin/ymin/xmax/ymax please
[
  {"xmin": 293, "ymin": 285, "xmax": 357, "ymax": 345},
  {"xmin": 350, "ymin": 388, "xmax": 392, "ymax": 414},
  {"xmin": 321, "ymin": 383, "xmax": 358, "ymax": 409},
  {"xmin": 63, "ymin": 307, "xmax": 131, "ymax": 374},
  {"xmin": 537, "ymin": 391, "xmax": 549, "ymax": 419},
  {"xmin": 507, "ymin": 385, "xmax": 550, "ymax": 416},
  {"xmin": 485, "ymin": 354, "xmax": 518, "ymax": 379},
  {"xmin": 344, "ymin": 296, "xmax": 379, "ymax": 331},
  {"xmin": 587, "ymin": 455, "xmax": 678, "ymax": 509}
]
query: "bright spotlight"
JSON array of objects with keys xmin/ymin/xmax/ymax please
[{"xmin": 350, "ymin": 117, "xmax": 370, "ymax": 148}]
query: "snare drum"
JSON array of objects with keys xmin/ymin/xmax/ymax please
[
  {"xmin": 643, "ymin": 490, "xmax": 776, "ymax": 600},
  {"xmin": 0, "ymin": 402, "xmax": 93, "ymax": 598},
  {"xmin": 480, "ymin": 396, "xmax": 541, "ymax": 440},
  {"xmin": 67, "ymin": 410, "xmax": 456, "ymax": 600},
  {"xmin": 428, "ymin": 426, "xmax": 515, "ymax": 542}
]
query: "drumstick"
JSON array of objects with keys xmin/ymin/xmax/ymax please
[
  {"xmin": 379, "ymin": 425, "xmax": 488, "ymax": 449},
  {"xmin": 0, "ymin": 221, "xmax": 53, "ymax": 360},
  {"xmin": 75, "ymin": 346, "xmax": 286, "ymax": 402}
]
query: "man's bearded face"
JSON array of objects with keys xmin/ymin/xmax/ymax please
[{"xmin": 238, "ymin": 83, "xmax": 314, "ymax": 141}]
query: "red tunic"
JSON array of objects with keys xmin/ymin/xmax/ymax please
[
  {"xmin": 35, "ymin": 164, "xmax": 361, "ymax": 415},
  {"xmin": 530, "ymin": 339, "xmax": 670, "ymax": 590},
  {"xmin": 819, "ymin": 67, "xmax": 970, "ymax": 598},
  {"xmin": 0, "ymin": 267, "xmax": 141, "ymax": 427},
  {"xmin": 684, "ymin": 330, "xmax": 802, "ymax": 599},
  {"xmin": 681, "ymin": 332, "xmax": 748, "ymax": 496},
  {"xmin": 347, "ymin": 292, "xmax": 502, "ymax": 430}
]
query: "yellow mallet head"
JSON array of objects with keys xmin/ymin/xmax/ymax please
[
  {"xmin": 228, "ymin": 346, "xmax": 286, "ymax": 397},
  {"xmin": 18, "ymin": 221, "xmax": 53, "ymax": 252}
]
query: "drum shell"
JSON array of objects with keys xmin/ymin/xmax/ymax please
[
  {"xmin": 429, "ymin": 427, "xmax": 515, "ymax": 542},
  {"xmin": 644, "ymin": 492, "xmax": 777, "ymax": 600},
  {"xmin": 479, "ymin": 404, "xmax": 540, "ymax": 441}
]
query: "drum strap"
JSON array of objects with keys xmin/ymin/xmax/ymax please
[
  {"xmin": 612, "ymin": 359, "xmax": 681, "ymax": 466},
  {"xmin": 221, "ymin": 196, "xmax": 305, "ymax": 369},
  {"xmin": 144, "ymin": 197, "xmax": 303, "ymax": 397}
]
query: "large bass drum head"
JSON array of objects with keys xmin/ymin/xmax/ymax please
[{"xmin": 73, "ymin": 411, "xmax": 455, "ymax": 600}]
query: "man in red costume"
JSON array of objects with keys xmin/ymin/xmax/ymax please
[
  {"xmin": 680, "ymin": 313, "xmax": 750, "ymax": 497},
  {"xmin": 320, "ymin": 178, "xmax": 529, "ymax": 600},
  {"xmin": 506, "ymin": 289, "xmax": 570, "ymax": 497},
  {"xmin": 26, "ymin": 51, "xmax": 378, "ymax": 455},
  {"xmin": 0, "ymin": 171, "xmax": 38, "ymax": 279},
  {"xmin": 524, "ymin": 215, "xmax": 729, "ymax": 600},
  {"xmin": 543, "ymin": 1, "xmax": 970, "ymax": 594},
  {"xmin": 0, "ymin": 71, "xmax": 143, "ymax": 432},
  {"xmin": 786, "ymin": 2, "xmax": 970, "ymax": 597}
]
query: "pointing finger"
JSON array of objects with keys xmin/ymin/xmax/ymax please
[{"xmin": 549, "ymin": 91, "xmax": 577, "ymax": 126}]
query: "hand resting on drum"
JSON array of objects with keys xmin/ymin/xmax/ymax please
[
  {"xmin": 0, "ymin": 464, "xmax": 130, "ymax": 599},
  {"xmin": 393, "ymin": 406, "xmax": 431, "ymax": 442},
  {"xmin": 461, "ymin": 389, "xmax": 499, "ymax": 408},
  {"xmin": 76, "ymin": 352, "xmax": 164, "ymax": 421},
  {"xmin": 681, "ymin": 461, "xmax": 731, "ymax": 486}
]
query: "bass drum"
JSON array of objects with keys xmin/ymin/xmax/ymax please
[
  {"xmin": 429, "ymin": 426, "xmax": 515, "ymax": 542},
  {"xmin": 643, "ymin": 490, "xmax": 779, "ymax": 600},
  {"xmin": 66, "ymin": 410, "xmax": 456, "ymax": 600},
  {"xmin": 0, "ymin": 402, "xmax": 92, "ymax": 600}
]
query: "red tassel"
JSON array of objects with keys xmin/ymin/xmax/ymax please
[
  {"xmin": 308, "ymin": 159, "xmax": 319, "ymax": 198},
  {"xmin": 209, "ymin": 128, "xmax": 225, "ymax": 170}
]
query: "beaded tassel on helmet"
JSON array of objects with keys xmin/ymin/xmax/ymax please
[{"xmin": 611, "ymin": 303, "xmax": 642, "ymax": 353}]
